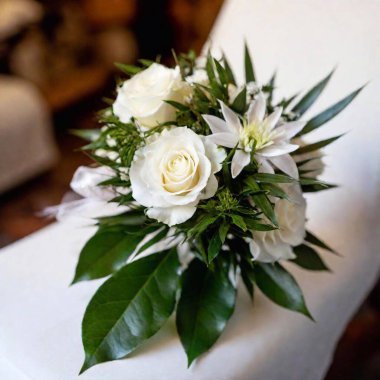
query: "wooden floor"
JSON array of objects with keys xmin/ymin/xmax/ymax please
[{"xmin": 0, "ymin": 102, "xmax": 379, "ymax": 380}]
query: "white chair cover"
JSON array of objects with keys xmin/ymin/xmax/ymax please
[{"xmin": 0, "ymin": 1, "xmax": 379, "ymax": 379}]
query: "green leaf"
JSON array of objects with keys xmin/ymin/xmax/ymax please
[
  {"xmin": 230, "ymin": 214, "xmax": 247, "ymax": 231},
  {"xmin": 294, "ymin": 135, "xmax": 343, "ymax": 155},
  {"xmin": 70, "ymin": 128, "xmax": 101, "ymax": 142},
  {"xmin": 291, "ymin": 244, "xmax": 330, "ymax": 271},
  {"xmin": 218, "ymin": 221, "xmax": 229, "ymax": 243},
  {"xmin": 305, "ymin": 231, "xmax": 337, "ymax": 254},
  {"xmin": 214, "ymin": 58, "xmax": 228, "ymax": 86},
  {"xmin": 231, "ymin": 86, "xmax": 247, "ymax": 114},
  {"xmin": 223, "ymin": 54, "xmax": 236, "ymax": 85},
  {"xmin": 254, "ymin": 262, "xmax": 312, "ymax": 318},
  {"xmin": 261, "ymin": 183, "xmax": 290, "ymax": 200},
  {"xmin": 176, "ymin": 259, "xmax": 236, "ymax": 366},
  {"xmin": 301, "ymin": 182, "xmax": 337, "ymax": 192},
  {"xmin": 208, "ymin": 230, "xmax": 223, "ymax": 263},
  {"xmin": 188, "ymin": 215, "xmax": 218, "ymax": 237},
  {"xmin": 245, "ymin": 178, "xmax": 278, "ymax": 226},
  {"xmin": 253, "ymin": 173, "xmax": 296, "ymax": 184},
  {"xmin": 135, "ymin": 227, "xmax": 169, "ymax": 256},
  {"xmin": 239, "ymin": 258, "xmax": 255, "ymax": 300},
  {"xmin": 244, "ymin": 41, "xmax": 256, "ymax": 82},
  {"xmin": 299, "ymin": 86, "xmax": 364, "ymax": 135},
  {"xmin": 291, "ymin": 69, "xmax": 334, "ymax": 116},
  {"xmin": 243, "ymin": 218, "xmax": 277, "ymax": 231},
  {"xmin": 164, "ymin": 100, "xmax": 190, "ymax": 111},
  {"xmin": 115, "ymin": 62, "xmax": 142, "ymax": 75},
  {"xmin": 72, "ymin": 227, "xmax": 149, "ymax": 283},
  {"xmin": 80, "ymin": 249, "xmax": 180, "ymax": 374}
]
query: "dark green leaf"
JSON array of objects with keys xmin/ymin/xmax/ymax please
[
  {"xmin": 208, "ymin": 230, "xmax": 223, "ymax": 263},
  {"xmin": 294, "ymin": 135, "xmax": 344, "ymax": 155},
  {"xmin": 291, "ymin": 69, "xmax": 334, "ymax": 116},
  {"xmin": 299, "ymin": 86, "xmax": 365, "ymax": 135},
  {"xmin": 80, "ymin": 249, "xmax": 180, "ymax": 373},
  {"xmin": 254, "ymin": 262, "xmax": 312, "ymax": 318},
  {"xmin": 253, "ymin": 173, "xmax": 295, "ymax": 184},
  {"xmin": 176, "ymin": 259, "xmax": 236, "ymax": 366},
  {"xmin": 244, "ymin": 41, "xmax": 256, "ymax": 82},
  {"xmin": 301, "ymin": 183, "xmax": 337, "ymax": 192},
  {"xmin": 239, "ymin": 259, "xmax": 255, "ymax": 300},
  {"xmin": 245, "ymin": 178, "xmax": 278, "ymax": 226},
  {"xmin": 223, "ymin": 54, "xmax": 236, "ymax": 85},
  {"xmin": 291, "ymin": 244, "xmax": 330, "ymax": 271},
  {"xmin": 231, "ymin": 214, "xmax": 247, "ymax": 231},
  {"xmin": 72, "ymin": 227, "xmax": 149, "ymax": 283},
  {"xmin": 243, "ymin": 218, "xmax": 278, "ymax": 231},
  {"xmin": 231, "ymin": 86, "xmax": 247, "ymax": 114},
  {"xmin": 135, "ymin": 227, "xmax": 169, "ymax": 256},
  {"xmin": 261, "ymin": 183, "xmax": 290, "ymax": 200},
  {"xmin": 218, "ymin": 221, "xmax": 229, "ymax": 243},
  {"xmin": 164, "ymin": 100, "xmax": 190, "ymax": 111},
  {"xmin": 305, "ymin": 231, "xmax": 337, "ymax": 254}
]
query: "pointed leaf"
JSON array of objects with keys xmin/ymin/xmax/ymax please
[
  {"xmin": 231, "ymin": 86, "xmax": 247, "ymax": 114},
  {"xmin": 291, "ymin": 244, "xmax": 330, "ymax": 271},
  {"xmin": 253, "ymin": 173, "xmax": 296, "ymax": 184},
  {"xmin": 72, "ymin": 227, "xmax": 150, "ymax": 283},
  {"xmin": 223, "ymin": 54, "xmax": 236, "ymax": 85},
  {"xmin": 70, "ymin": 128, "xmax": 101, "ymax": 142},
  {"xmin": 294, "ymin": 135, "xmax": 343, "ymax": 155},
  {"xmin": 176, "ymin": 259, "xmax": 236, "ymax": 366},
  {"xmin": 80, "ymin": 249, "xmax": 180, "ymax": 373},
  {"xmin": 254, "ymin": 262, "xmax": 312, "ymax": 318},
  {"xmin": 299, "ymin": 86, "xmax": 364, "ymax": 135},
  {"xmin": 207, "ymin": 229, "xmax": 223, "ymax": 263},
  {"xmin": 115, "ymin": 62, "xmax": 142, "ymax": 75},
  {"xmin": 292, "ymin": 69, "xmax": 334, "ymax": 116},
  {"xmin": 305, "ymin": 231, "xmax": 337, "ymax": 254},
  {"xmin": 244, "ymin": 41, "xmax": 256, "ymax": 82}
]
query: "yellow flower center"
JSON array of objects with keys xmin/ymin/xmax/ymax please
[{"xmin": 240, "ymin": 121, "xmax": 275, "ymax": 152}]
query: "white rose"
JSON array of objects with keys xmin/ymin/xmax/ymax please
[
  {"xmin": 130, "ymin": 127, "xmax": 226, "ymax": 226},
  {"xmin": 249, "ymin": 183, "xmax": 306, "ymax": 262},
  {"xmin": 113, "ymin": 63, "xmax": 189, "ymax": 129}
]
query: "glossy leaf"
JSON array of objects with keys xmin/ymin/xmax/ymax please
[
  {"xmin": 208, "ymin": 229, "xmax": 223, "ymax": 263},
  {"xmin": 80, "ymin": 249, "xmax": 180, "ymax": 373},
  {"xmin": 291, "ymin": 244, "xmax": 330, "ymax": 271},
  {"xmin": 254, "ymin": 262, "xmax": 312, "ymax": 318},
  {"xmin": 72, "ymin": 227, "xmax": 150, "ymax": 283},
  {"xmin": 223, "ymin": 54, "xmax": 236, "ymax": 85},
  {"xmin": 291, "ymin": 69, "xmax": 334, "ymax": 116},
  {"xmin": 176, "ymin": 259, "xmax": 236, "ymax": 366},
  {"xmin": 299, "ymin": 86, "xmax": 364, "ymax": 135}
]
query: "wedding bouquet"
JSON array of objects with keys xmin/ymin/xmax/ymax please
[{"xmin": 64, "ymin": 45, "xmax": 362, "ymax": 374}]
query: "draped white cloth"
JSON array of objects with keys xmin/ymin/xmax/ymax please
[{"xmin": 0, "ymin": 1, "xmax": 380, "ymax": 379}]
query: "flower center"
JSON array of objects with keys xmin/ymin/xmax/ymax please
[
  {"xmin": 240, "ymin": 121, "xmax": 274, "ymax": 152},
  {"xmin": 160, "ymin": 150, "xmax": 199, "ymax": 194}
]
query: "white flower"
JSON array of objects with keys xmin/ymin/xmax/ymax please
[
  {"xmin": 42, "ymin": 166, "xmax": 129, "ymax": 223},
  {"xmin": 249, "ymin": 183, "xmax": 306, "ymax": 262},
  {"xmin": 202, "ymin": 93, "xmax": 305, "ymax": 179},
  {"xmin": 130, "ymin": 127, "xmax": 226, "ymax": 226},
  {"xmin": 113, "ymin": 63, "xmax": 189, "ymax": 129}
]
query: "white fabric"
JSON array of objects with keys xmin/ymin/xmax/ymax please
[
  {"xmin": 0, "ymin": 1, "xmax": 380, "ymax": 379},
  {"xmin": 0, "ymin": 76, "xmax": 58, "ymax": 193}
]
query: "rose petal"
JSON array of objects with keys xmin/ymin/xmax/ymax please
[{"xmin": 147, "ymin": 205, "xmax": 196, "ymax": 226}]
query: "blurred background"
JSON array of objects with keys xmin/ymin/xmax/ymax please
[{"xmin": 0, "ymin": 1, "xmax": 378, "ymax": 379}]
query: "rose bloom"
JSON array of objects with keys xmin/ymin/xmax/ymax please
[
  {"xmin": 113, "ymin": 63, "xmax": 189, "ymax": 129},
  {"xmin": 130, "ymin": 127, "xmax": 226, "ymax": 226},
  {"xmin": 249, "ymin": 183, "xmax": 306, "ymax": 262}
]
